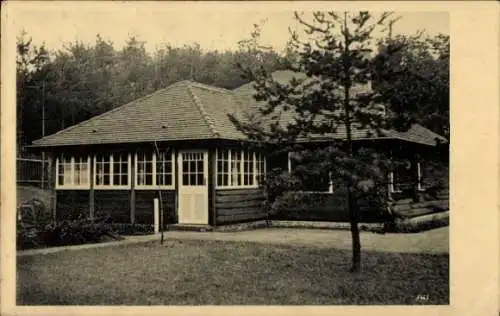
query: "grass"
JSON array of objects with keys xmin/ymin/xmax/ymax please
[{"xmin": 17, "ymin": 239, "xmax": 449, "ymax": 305}]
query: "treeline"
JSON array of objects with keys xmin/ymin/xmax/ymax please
[
  {"xmin": 16, "ymin": 27, "xmax": 449, "ymax": 151},
  {"xmin": 16, "ymin": 30, "xmax": 285, "ymax": 149}
]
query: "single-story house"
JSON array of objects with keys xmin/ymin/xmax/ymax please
[{"xmin": 30, "ymin": 70, "xmax": 449, "ymax": 227}]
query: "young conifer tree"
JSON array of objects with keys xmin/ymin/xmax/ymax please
[{"xmin": 234, "ymin": 11, "xmax": 405, "ymax": 273}]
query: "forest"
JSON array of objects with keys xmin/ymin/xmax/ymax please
[{"xmin": 16, "ymin": 23, "xmax": 449, "ymax": 154}]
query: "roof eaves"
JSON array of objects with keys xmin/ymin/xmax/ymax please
[{"xmin": 187, "ymin": 83, "xmax": 220, "ymax": 138}]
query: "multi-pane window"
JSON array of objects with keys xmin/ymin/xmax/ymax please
[
  {"xmin": 57, "ymin": 155, "xmax": 72, "ymax": 186},
  {"xmin": 216, "ymin": 149, "xmax": 266, "ymax": 188},
  {"xmin": 255, "ymin": 152, "xmax": 266, "ymax": 184},
  {"xmin": 230, "ymin": 150, "xmax": 242, "ymax": 186},
  {"xmin": 156, "ymin": 150, "xmax": 173, "ymax": 186},
  {"xmin": 136, "ymin": 151, "xmax": 154, "ymax": 186},
  {"xmin": 74, "ymin": 156, "xmax": 89, "ymax": 186},
  {"xmin": 182, "ymin": 152, "xmax": 204, "ymax": 186},
  {"xmin": 243, "ymin": 151, "xmax": 254, "ymax": 186},
  {"xmin": 216, "ymin": 149, "xmax": 229, "ymax": 186},
  {"xmin": 112, "ymin": 153, "xmax": 129, "ymax": 186},
  {"xmin": 95, "ymin": 154, "xmax": 111, "ymax": 186},
  {"xmin": 135, "ymin": 150, "xmax": 174, "ymax": 188},
  {"xmin": 94, "ymin": 153, "xmax": 130, "ymax": 188},
  {"xmin": 56, "ymin": 154, "xmax": 90, "ymax": 189}
]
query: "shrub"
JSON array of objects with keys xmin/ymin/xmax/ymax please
[
  {"xmin": 17, "ymin": 214, "xmax": 123, "ymax": 250},
  {"xmin": 107, "ymin": 223, "xmax": 154, "ymax": 236}
]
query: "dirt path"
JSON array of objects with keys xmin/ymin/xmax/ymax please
[{"xmin": 18, "ymin": 226, "xmax": 449, "ymax": 257}]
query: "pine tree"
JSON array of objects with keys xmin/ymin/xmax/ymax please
[{"xmin": 234, "ymin": 11, "xmax": 405, "ymax": 273}]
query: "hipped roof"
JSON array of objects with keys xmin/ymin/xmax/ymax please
[{"xmin": 32, "ymin": 70, "xmax": 448, "ymax": 148}]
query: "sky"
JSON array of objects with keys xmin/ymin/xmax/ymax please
[{"xmin": 11, "ymin": 3, "xmax": 449, "ymax": 54}]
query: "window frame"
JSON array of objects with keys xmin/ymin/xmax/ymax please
[
  {"xmin": 216, "ymin": 148, "xmax": 265, "ymax": 189},
  {"xmin": 416, "ymin": 161, "xmax": 425, "ymax": 191},
  {"xmin": 93, "ymin": 152, "xmax": 131, "ymax": 190},
  {"xmin": 55, "ymin": 154, "xmax": 91, "ymax": 190},
  {"xmin": 135, "ymin": 150, "xmax": 175, "ymax": 190}
]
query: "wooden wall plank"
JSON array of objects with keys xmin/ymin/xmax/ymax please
[
  {"xmin": 214, "ymin": 188, "xmax": 266, "ymax": 225},
  {"xmin": 216, "ymin": 188, "xmax": 264, "ymax": 196},
  {"xmin": 216, "ymin": 199, "xmax": 264, "ymax": 210},
  {"xmin": 56, "ymin": 190, "xmax": 89, "ymax": 221},
  {"xmin": 135, "ymin": 190, "xmax": 176, "ymax": 226}
]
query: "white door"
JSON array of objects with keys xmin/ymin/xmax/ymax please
[{"xmin": 177, "ymin": 150, "xmax": 209, "ymax": 224}]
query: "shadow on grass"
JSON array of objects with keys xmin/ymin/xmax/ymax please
[{"xmin": 17, "ymin": 239, "xmax": 449, "ymax": 305}]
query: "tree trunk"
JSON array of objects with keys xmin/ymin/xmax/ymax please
[
  {"xmin": 348, "ymin": 189, "xmax": 361, "ymax": 272},
  {"xmin": 342, "ymin": 12, "xmax": 362, "ymax": 273}
]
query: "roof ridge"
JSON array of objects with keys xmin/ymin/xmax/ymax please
[
  {"xmin": 33, "ymin": 82, "xmax": 185, "ymax": 144},
  {"xmin": 188, "ymin": 81, "xmax": 234, "ymax": 94},
  {"xmin": 186, "ymin": 84, "xmax": 220, "ymax": 138}
]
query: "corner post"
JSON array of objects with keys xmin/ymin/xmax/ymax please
[
  {"xmin": 130, "ymin": 152, "xmax": 136, "ymax": 224},
  {"xmin": 89, "ymin": 154, "xmax": 95, "ymax": 220},
  {"xmin": 47, "ymin": 151, "xmax": 57, "ymax": 221},
  {"xmin": 208, "ymin": 148, "xmax": 217, "ymax": 227}
]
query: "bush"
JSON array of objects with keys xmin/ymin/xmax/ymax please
[
  {"xmin": 107, "ymin": 223, "xmax": 154, "ymax": 236},
  {"xmin": 17, "ymin": 215, "xmax": 123, "ymax": 250}
]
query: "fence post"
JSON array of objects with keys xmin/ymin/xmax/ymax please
[{"xmin": 154, "ymin": 198, "xmax": 159, "ymax": 234}]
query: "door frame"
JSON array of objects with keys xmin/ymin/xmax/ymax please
[{"xmin": 176, "ymin": 149, "xmax": 209, "ymax": 224}]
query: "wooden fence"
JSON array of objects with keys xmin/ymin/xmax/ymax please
[{"xmin": 17, "ymin": 157, "xmax": 49, "ymax": 188}]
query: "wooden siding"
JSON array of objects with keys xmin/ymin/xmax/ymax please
[
  {"xmin": 270, "ymin": 191, "xmax": 387, "ymax": 223},
  {"xmin": 56, "ymin": 190, "xmax": 89, "ymax": 221},
  {"xmin": 135, "ymin": 190, "xmax": 176, "ymax": 226},
  {"xmin": 215, "ymin": 188, "xmax": 266, "ymax": 225},
  {"xmin": 94, "ymin": 190, "xmax": 130, "ymax": 223}
]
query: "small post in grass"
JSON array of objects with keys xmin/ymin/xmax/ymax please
[{"xmin": 154, "ymin": 198, "xmax": 160, "ymax": 234}]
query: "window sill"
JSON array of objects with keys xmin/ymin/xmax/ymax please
[
  {"xmin": 56, "ymin": 186, "xmax": 91, "ymax": 190},
  {"xmin": 94, "ymin": 186, "xmax": 131, "ymax": 190},
  {"xmin": 135, "ymin": 186, "xmax": 175, "ymax": 190},
  {"xmin": 215, "ymin": 185, "xmax": 262, "ymax": 190}
]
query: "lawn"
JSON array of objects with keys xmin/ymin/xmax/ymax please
[{"xmin": 17, "ymin": 239, "xmax": 449, "ymax": 305}]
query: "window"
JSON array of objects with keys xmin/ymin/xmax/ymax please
[
  {"xmin": 136, "ymin": 151, "xmax": 154, "ymax": 186},
  {"xmin": 156, "ymin": 150, "xmax": 173, "ymax": 186},
  {"xmin": 74, "ymin": 156, "xmax": 89, "ymax": 186},
  {"xmin": 56, "ymin": 154, "xmax": 90, "ymax": 189},
  {"xmin": 95, "ymin": 154, "xmax": 111, "ymax": 186},
  {"xmin": 216, "ymin": 149, "xmax": 266, "ymax": 188},
  {"xmin": 230, "ymin": 150, "xmax": 242, "ymax": 186},
  {"xmin": 182, "ymin": 152, "xmax": 204, "ymax": 186},
  {"xmin": 57, "ymin": 155, "xmax": 72, "ymax": 186},
  {"xmin": 135, "ymin": 150, "xmax": 174, "ymax": 188},
  {"xmin": 113, "ymin": 153, "xmax": 129, "ymax": 186},
  {"xmin": 217, "ymin": 149, "xmax": 229, "ymax": 186},
  {"xmin": 243, "ymin": 150, "xmax": 254, "ymax": 186},
  {"xmin": 255, "ymin": 152, "xmax": 266, "ymax": 184},
  {"xmin": 94, "ymin": 153, "xmax": 130, "ymax": 188}
]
